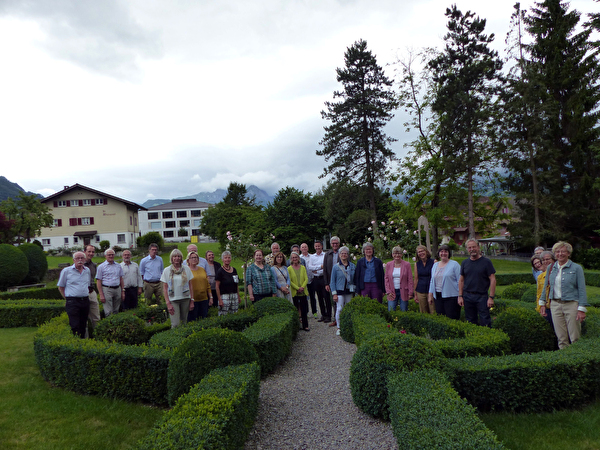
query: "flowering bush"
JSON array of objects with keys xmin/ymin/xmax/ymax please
[{"xmin": 363, "ymin": 219, "xmax": 419, "ymax": 260}]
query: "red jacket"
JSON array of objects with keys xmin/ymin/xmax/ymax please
[{"xmin": 384, "ymin": 260, "xmax": 413, "ymax": 302}]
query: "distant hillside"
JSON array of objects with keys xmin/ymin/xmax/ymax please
[
  {"xmin": 0, "ymin": 176, "xmax": 43, "ymax": 202},
  {"xmin": 141, "ymin": 185, "xmax": 274, "ymax": 209}
]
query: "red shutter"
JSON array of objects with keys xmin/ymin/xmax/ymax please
[
  {"xmin": 53, "ymin": 201, "xmax": 58, "ymax": 207},
  {"xmin": 90, "ymin": 217, "xmax": 94, "ymax": 225},
  {"xmin": 57, "ymin": 219, "xmax": 62, "ymax": 227},
  {"xmin": 66, "ymin": 200, "xmax": 71, "ymax": 207},
  {"xmin": 69, "ymin": 218, "xmax": 77, "ymax": 226},
  {"xmin": 79, "ymin": 200, "xmax": 83, "ymax": 206},
  {"xmin": 78, "ymin": 218, "xmax": 82, "ymax": 225},
  {"xmin": 104, "ymin": 198, "xmax": 108, "ymax": 205},
  {"xmin": 91, "ymin": 199, "xmax": 95, "ymax": 206}
]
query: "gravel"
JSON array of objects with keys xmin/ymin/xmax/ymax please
[{"xmin": 244, "ymin": 313, "xmax": 398, "ymax": 450}]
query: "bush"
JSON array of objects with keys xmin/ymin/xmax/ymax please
[
  {"xmin": 353, "ymin": 313, "xmax": 393, "ymax": 347},
  {"xmin": 339, "ymin": 296, "xmax": 389, "ymax": 343},
  {"xmin": 0, "ymin": 243, "xmax": 29, "ymax": 290},
  {"xmin": 492, "ymin": 307, "xmax": 555, "ymax": 354},
  {"xmin": 138, "ymin": 363, "xmax": 261, "ymax": 450},
  {"xmin": 167, "ymin": 328, "xmax": 259, "ymax": 405},
  {"xmin": 350, "ymin": 333, "xmax": 446, "ymax": 419},
  {"xmin": 98, "ymin": 240, "xmax": 110, "ymax": 252},
  {"xmin": 0, "ymin": 286, "xmax": 62, "ymax": 300},
  {"xmin": 520, "ymin": 284, "xmax": 538, "ymax": 303},
  {"xmin": 573, "ymin": 248, "xmax": 600, "ymax": 270},
  {"xmin": 501, "ymin": 282, "xmax": 533, "ymax": 300},
  {"xmin": 251, "ymin": 296, "xmax": 298, "ymax": 318},
  {"xmin": 0, "ymin": 300, "xmax": 64, "ymax": 327},
  {"xmin": 18, "ymin": 243, "xmax": 48, "ymax": 283},
  {"xmin": 137, "ymin": 231, "xmax": 165, "ymax": 251},
  {"xmin": 495, "ymin": 273, "xmax": 536, "ymax": 285},
  {"xmin": 94, "ymin": 314, "xmax": 149, "ymax": 345},
  {"xmin": 387, "ymin": 370, "xmax": 505, "ymax": 449}
]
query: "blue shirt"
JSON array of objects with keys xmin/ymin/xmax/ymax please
[
  {"xmin": 140, "ymin": 255, "xmax": 164, "ymax": 282},
  {"xmin": 363, "ymin": 258, "xmax": 377, "ymax": 283},
  {"xmin": 96, "ymin": 261, "xmax": 124, "ymax": 286},
  {"xmin": 58, "ymin": 264, "xmax": 91, "ymax": 297}
]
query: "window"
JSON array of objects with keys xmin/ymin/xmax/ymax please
[
  {"xmin": 58, "ymin": 200, "xmax": 67, "ymax": 207},
  {"xmin": 193, "ymin": 219, "xmax": 201, "ymax": 227},
  {"xmin": 191, "ymin": 210, "xmax": 202, "ymax": 217},
  {"xmin": 165, "ymin": 221, "xmax": 176, "ymax": 228},
  {"xmin": 130, "ymin": 216, "xmax": 133, "ymax": 225},
  {"xmin": 177, "ymin": 211, "xmax": 187, "ymax": 218},
  {"xmin": 134, "ymin": 217, "xmax": 137, "ymax": 226},
  {"xmin": 179, "ymin": 220, "xmax": 190, "ymax": 227},
  {"xmin": 95, "ymin": 198, "xmax": 104, "ymax": 205},
  {"xmin": 73, "ymin": 237, "xmax": 78, "ymax": 244},
  {"xmin": 163, "ymin": 230, "xmax": 174, "ymax": 238},
  {"xmin": 148, "ymin": 212, "xmax": 159, "ymax": 220},
  {"xmin": 150, "ymin": 222, "xmax": 161, "ymax": 230},
  {"xmin": 162, "ymin": 211, "xmax": 173, "ymax": 219},
  {"xmin": 192, "ymin": 229, "xmax": 201, "ymax": 236},
  {"xmin": 117, "ymin": 234, "xmax": 126, "ymax": 244},
  {"xmin": 82, "ymin": 217, "xmax": 94, "ymax": 225},
  {"xmin": 42, "ymin": 239, "xmax": 50, "ymax": 245},
  {"xmin": 53, "ymin": 219, "xmax": 62, "ymax": 227},
  {"xmin": 64, "ymin": 237, "xmax": 69, "ymax": 245},
  {"xmin": 83, "ymin": 199, "xmax": 91, "ymax": 206},
  {"xmin": 95, "ymin": 235, "xmax": 100, "ymax": 242}
]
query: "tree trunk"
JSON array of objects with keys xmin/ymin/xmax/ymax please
[{"xmin": 467, "ymin": 166, "xmax": 475, "ymax": 239}]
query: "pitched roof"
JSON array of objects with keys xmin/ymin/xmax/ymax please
[
  {"xmin": 147, "ymin": 198, "xmax": 213, "ymax": 211},
  {"xmin": 41, "ymin": 183, "xmax": 147, "ymax": 210}
]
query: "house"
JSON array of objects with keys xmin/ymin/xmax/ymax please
[
  {"xmin": 38, "ymin": 184, "xmax": 146, "ymax": 250},
  {"xmin": 138, "ymin": 199, "xmax": 213, "ymax": 242}
]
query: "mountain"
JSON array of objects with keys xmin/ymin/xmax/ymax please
[
  {"xmin": 141, "ymin": 185, "xmax": 274, "ymax": 208},
  {"xmin": 0, "ymin": 176, "xmax": 43, "ymax": 202}
]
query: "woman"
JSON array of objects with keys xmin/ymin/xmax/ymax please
[
  {"xmin": 215, "ymin": 250, "xmax": 241, "ymax": 316},
  {"xmin": 330, "ymin": 246, "xmax": 356, "ymax": 336},
  {"xmin": 414, "ymin": 245, "xmax": 435, "ymax": 314},
  {"xmin": 288, "ymin": 252, "xmax": 309, "ymax": 331},
  {"xmin": 246, "ymin": 249, "xmax": 277, "ymax": 303},
  {"xmin": 531, "ymin": 255, "xmax": 543, "ymax": 282},
  {"xmin": 427, "ymin": 245, "xmax": 461, "ymax": 319},
  {"xmin": 540, "ymin": 241, "xmax": 588, "ymax": 349},
  {"xmin": 354, "ymin": 242, "xmax": 385, "ymax": 303},
  {"xmin": 536, "ymin": 251, "xmax": 555, "ymax": 326},
  {"xmin": 186, "ymin": 251, "xmax": 212, "ymax": 321},
  {"xmin": 271, "ymin": 252, "xmax": 292, "ymax": 302},
  {"xmin": 384, "ymin": 246, "xmax": 414, "ymax": 312},
  {"xmin": 205, "ymin": 250, "xmax": 222, "ymax": 309},
  {"xmin": 161, "ymin": 249, "xmax": 194, "ymax": 328}
]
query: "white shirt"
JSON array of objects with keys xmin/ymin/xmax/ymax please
[
  {"xmin": 308, "ymin": 252, "xmax": 324, "ymax": 277},
  {"xmin": 121, "ymin": 261, "xmax": 143, "ymax": 289}
]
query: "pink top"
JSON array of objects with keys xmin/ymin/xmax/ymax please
[{"xmin": 384, "ymin": 260, "xmax": 413, "ymax": 302}]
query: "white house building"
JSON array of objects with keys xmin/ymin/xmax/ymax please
[{"xmin": 139, "ymin": 199, "xmax": 213, "ymax": 242}]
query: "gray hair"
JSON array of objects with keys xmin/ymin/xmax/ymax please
[
  {"xmin": 541, "ymin": 250, "xmax": 555, "ymax": 262},
  {"xmin": 104, "ymin": 248, "xmax": 115, "ymax": 256},
  {"xmin": 392, "ymin": 246, "xmax": 403, "ymax": 255},
  {"xmin": 552, "ymin": 241, "xmax": 573, "ymax": 255},
  {"xmin": 221, "ymin": 250, "xmax": 232, "ymax": 259},
  {"xmin": 362, "ymin": 242, "xmax": 374, "ymax": 253},
  {"xmin": 465, "ymin": 238, "xmax": 479, "ymax": 248},
  {"xmin": 148, "ymin": 243, "xmax": 159, "ymax": 250},
  {"xmin": 534, "ymin": 246, "xmax": 545, "ymax": 253},
  {"xmin": 73, "ymin": 251, "xmax": 86, "ymax": 260},
  {"xmin": 339, "ymin": 246, "xmax": 350, "ymax": 255},
  {"xmin": 330, "ymin": 236, "xmax": 340, "ymax": 244}
]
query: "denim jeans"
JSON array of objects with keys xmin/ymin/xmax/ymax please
[{"xmin": 388, "ymin": 289, "xmax": 408, "ymax": 311}]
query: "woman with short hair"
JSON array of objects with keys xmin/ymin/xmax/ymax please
[
  {"xmin": 330, "ymin": 246, "xmax": 356, "ymax": 336},
  {"xmin": 186, "ymin": 251, "xmax": 212, "ymax": 321},
  {"xmin": 536, "ymin": 250, "xmax": 556, "ymax": 327},
  {"xmin": 414, "ymin": 244, "xmax": 435, "ymax": 314},
  {"xmin": 355, "ymin": 242, "xmax": 385, "ymax": 303},
  {"xmin": 427, "ymin": 245, "xmax": 461, "ymax": 319},
  {"xmin": 246, "ymin": 249, "xmax": 277, "ymax": 303},
  {"xmin": 384, "ymin": 246, "xmax": 414, "ymax": 312},
  {"xmin": 531, "ymin": 255, "xmax": 543, "ymax": 282},
  {"xmin": 271, "ymin": 251, "xmax": 292, "ymax": 302},
  {"xmin": 215, "ymin": 250, "xmax": 241, "ymax": 316},
  {"xmin": 288, "ymin": 252, "xmax": 310, "ymax": 331},
  {"xmin": 161, "ymin": 249, "xmax": 194, "ymax": 328}
]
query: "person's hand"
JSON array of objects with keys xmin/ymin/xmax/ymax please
[
  {"xmin": 333, "ymin": 294, "xmax": 338, "ymax": 302},
  {"xmin": 219, "ymin": 299, "xmax": 224, "ymax": 307},
  {"xmin": 458, "ymin": 296, "xmax": 464, "ymax": 307},
  {"xmin": 100, "ymin": 297, "xmax": 106, "ymax": 304},
  {"xmin": 189, "ymin": 301, "xmax": 195, "ymax": 311},
  {"xmin": 577, "ymin": 311, "xmax": 586, "ymax": 322},
  {"xmin": 540, "ymin": 305, "xmax": 547, "ymax": 317},
  {"xmin": 137, "ymin": 288, "xmax": 142, "ymax": 296},
  {"xmin": 326, "ymin": 285, "xmax": 331, "ymax": 292},
  {"xmin": 167, "ymin": 302, "xmax": 174, "ymax": 315},
  {"xmin": 249, "ymin": 295, "xmax": 255, "ymax": 302}
]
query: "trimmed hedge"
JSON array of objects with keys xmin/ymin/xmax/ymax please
[
  {"xmin": 94, "ymin": 314, "xmax": 150, "ymax": 345},
  {"xmin": 339, "ymin": 296, "xmax": 389, "ymax": 343},
  {"xmin": 0, "ymin": 286, "xmax": 62, "ymax": 300},
  {"xmin": 500, "ymin": 282, "xmax": 533, "ymax": 300},
  {"xmin": 0, "ymin": 243, "xmax": 29, "ymax": 290},
  {"xmin": 387, "ymin": 369, "xmax": 505, "ymax": 449},
  {"xmin": 520, "ymin": 284, "xmax": 538, "ymax": 303},
  {"xmin": 251, "ymin": 296, "xmax": 298, "ymax": 318},
  {"xmin": 0, "ymin": 300, "xmax": 64, "ymax": 327},
  {"xmin": 138, "ymin": 363, "xmax": 261, "ymax": 450},
  {"xmin": 34, "ymin": 314, "xmax": 172, "ymax": 405},
  {"xmin": 353, "ymin": 313, "xmax": 393, "ymax": 347},
  {"xmin": 242, "ymin": 312, "xmax": 296, "ymax": 376},
  {"xmin": 167, "ymin": 328, "xmax": 259, "ymax": 406},
  {"xmin": 492, "ymin": 307, "xmax": 555, "ymax": 354},
  {"xmin": 350, "ymin": 333, "xmax": 446, "ymax": 419},
  {"xmin": 18, "ymin": 243, "xmax": 48, "ymax": 283},
  {"xmin": 495, "ymin": 273, "xmax": 535, "ymax": 285}
]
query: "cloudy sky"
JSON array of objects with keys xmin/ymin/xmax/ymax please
[{"xmin": 0, "ymin": 0, "xmax": 595, "ymax": 205}]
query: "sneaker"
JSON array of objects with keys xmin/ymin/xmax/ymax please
[{"xmin": 336, "ymin": 329, "xmax": 341, "ymax": 336}]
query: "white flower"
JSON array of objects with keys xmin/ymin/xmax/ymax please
[
  {"xmin": 368, "ymin": 227, "xmax": 372, "ymax": 231},
  {"xmin": 381, "ymin": 221, "xmax": 386, "ymax": 226},
  {"xmin": 403, "ymin": 249, "xmax": 407, "ymax": 254},
  {"xmin": 368, "ymin": 237, "xmax": 372, "ymax": 242},
  {"xmin": 390, "ymin": 221, "xmax": 394, "ymax": 224},
  {"xmin": 406, "ymin": 230, "xmax": 409, "ymax": 234},
  {"xmin": 396, "ymin": 229, "xmax": 399, "ymax": 233},
  {"xmin": 371, "ymin": 220, "xmax": 376, "ymax": 224},
  {"xmin": 413, "ymin": 230, "xmax": 418, "ymax": 235},
  {"xmin": 383, "ymin": 237, "xmax": 387, "ymax": 241},
  {"xmin": 412, "ymin": 257, "xmax": 416, "ymax": 261},
  {"xmin": 353, "ymin": 255, "xmax": 357, "ymax": 260},
  {"xmin": 355, "ymin": 245, "xmax": 359, "ymax": 249}
]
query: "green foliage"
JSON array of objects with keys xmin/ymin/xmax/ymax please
[
  {"xmin": 501, "ymin": 282, "xmax": 533, "ymax": 300},
  {"xmin": 387, "ymin": 369, "xmax": 505, "ymax": 449},
  {"xmin": 136, "ymin": 231, "xmax": 165, "ymax": 250},
  {"xmin": 353, "ymin": 313, "xmax": 393, "ymax": 347},
  {"xmin": 0, "ymin": 243, "xmax": 29, "ymax": 290},
  {"xmin": 0, "ymin": 300, "xmax": 64, "ymax": 327},
  {"xmin": 94, "ymin": 314, "xmax": 150, "ymax": 345},
  {"xmin": 495, "ymin": 273, "xmax": 536, "ymax": 285},
  {"xmin": 364, "ymin": 217, "xmax": 419, "ymax": 259},
  {"xmin": 18, "ymin": 243, "xmax": 48, "ymax": 283},
  {"xmin": 167, "ymin": 328, "xmax": 259, "ymax": 406},
  {"xmin": 0, "ymin": 285, "xmax": 62, "ymax": 300},
  {"xmin": 520, "ymin": 284, "xmax": 538, "ymax": 303},
  {"xmin": 339, "ymin": 296, "xmax": 389, "ymax": 343},
  {"xmin": 574, "ymin": 248, "xmax": 600, "ymax": 270},
  {"xmin": 350, "ymin": 333, "xmax": 445, "ymax": 419},
  {"xmin": 138, "ymin": 363, "xmax": 261, "ymax": 450},
  {"xmin": 0, "ymin": 193, "xmax": 53, "ymax": 244},
  {"xmin": 98, "ymin": 240, "xmax": 110, "ymax": 252},
  {"xmin": 492, "ymin": 307, "xmax": 555, "ymax": 354},
  {"xmin": 251, "ymin": 296, "xmax": 298, "ymax": 318}
]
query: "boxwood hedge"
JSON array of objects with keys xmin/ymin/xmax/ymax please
[{"xmin": 0, "ymin": 300, "xmax": 64, "ymax": 327}]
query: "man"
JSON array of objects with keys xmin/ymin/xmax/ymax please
[
  {"xmin": 183, "ymin": 243, "xmax": 209, "ymax": 271},
  {"xmin": 265, "ymin": 242, "xmax": 281, "ymax": 266},
  {"xmin": 140, "ymin": 243, "xmax": 164, "ymax": 306},
  {"xmin": 84, "ymin": 244, "xmax": 100, "ymax": 333},
  {"xmin": 300, "ymin": 242, "xmax": 317, "ymax": 317},
  {"xmin": 323, "ymin": 236, "xmax": 341, "ymax": 326},
  {"xmin": 57, "ymin": 251, "xmax": 91, "ymax": 338},
  {"xmin": 121, "ymin": 250, "xmax": 143, "ymax": 310},
  {"xmin": 96, "ymin": 248, "xmax": 125, "ymax": 317},
  {"xmin": 308, "ymin": 241, "xmax": 331, "ymax": 322},
  {"xmin": 458, "ymin": 239, "xmax": 496, "ymax": 327}
]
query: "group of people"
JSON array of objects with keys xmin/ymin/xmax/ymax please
[{"xmin": 532, "ymin": 242, "xmax": 588, "ymax": 349}]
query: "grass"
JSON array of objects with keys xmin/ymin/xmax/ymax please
[{"xmin": 0, "ymin": 328, "xmax": 164, "ymax": 450}]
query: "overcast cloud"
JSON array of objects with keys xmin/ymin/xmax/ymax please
[{"xmin": 0, "ymin": 0, "xmax": 595, "ymax": 204}]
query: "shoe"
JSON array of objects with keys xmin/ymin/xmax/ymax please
[
  {"xmin": 336, "ymin": 329, "xmax": 340, "ymax": 336},
  {"xmin": 318, "ymin": 318, "xmax": 325, "ymax": 322},
  {"xmin": 323, "ymin": 320, "xmax": 331, "ymax": 323},
  {"xmin": 328, "ymin": 321, "xmax": 337, "ymax": 327},
  {"xmin": 304, "ymin": 328, "xmax": 310, "ymax": 332}
]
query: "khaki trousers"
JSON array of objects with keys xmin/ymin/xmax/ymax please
[
  {"xmin": 550, "ymin": 299, "xmax": 581, "ymax": 349},
  {"xmin": 416, "ymin": 291, "xmax": 435, "ymax": 314}
]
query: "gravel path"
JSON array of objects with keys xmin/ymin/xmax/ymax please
[{"xmin": 245, "ymin": 314, "xmax": 398, "ymax": 450}]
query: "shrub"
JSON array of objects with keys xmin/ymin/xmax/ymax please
[
  {"xmin": 98, "ymin": 240, "xmax": 110, "ymax": 252},
  {"xmin": 0, "ymin": 286, "xmax": 62, "ymax": 300},
  {"xmin": 492, "ymin": 307, "xmax": 555, "ymax": 354},
  {"xmin": 251, "ymin": 296, "xmax": 297, "ymax": 318},
  {"xmin": 339, "ymin": 296, "xmax": 389, "ymax": 343},
  {"xmin": 0, "ymin": 243, "xmax": 29, "ymax": 290},
  {"xmin": 520, "ymin": 284, "xmax": 538, "ymax": 303},
  {"xmin": 94, "ymin": 314, "xmax": 149, "ymax": 345},
  {"xmin": 501, "ymin": 282, "xmax": 533, "ymax": 300},
  {"xmin": 350, "ymin": 333, "xmax": 445, "ymax": 419},
  {"xmin": 0, "ymin": 300, "xmax": 64, "ymax": 327},
  {"xmin": 17, "ymin": 243, "xmax": 48, "ymax": 283},
  {"xmin": 353, "ymin": 313, "xmax": 393, "ymax": 347},
  {"xmin": 573, "ymin": 248, "xmax": 600, "ymax": 270},
  {"xmin": 138, "ymin": 363, "xmax": 261, "ymax": 450},
  {"xmin": 167, "ymin": 328, "xmax": 259, "ymax": 405},
  {"xmin": 137, "ymin": 231, "xmax": 165, "ymax": 251},
  {"xmin": 495, "ymin": 273, "xmax": 536, "ymax": 285},
  {"xmin": 387, "ymin": 370, "xmax": 505, "ymax": 449}
]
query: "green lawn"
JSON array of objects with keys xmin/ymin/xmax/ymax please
[{"xmin": 0, "ymin": 328, "xmax": 164, "ymax": 450}]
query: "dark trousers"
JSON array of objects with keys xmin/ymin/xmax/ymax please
[
  {"xmin": 361, "ymin": 282, "xmax": 384, "ymax": 303},
  {"xmin": 307, "ymin": 282, "xmax": 317, "ymax": 314},
  {"xmin": 312, "ymin": 276, "xmax": 331, "ymax": 321},
  {"xmin": 188, "ymin": 300, "xmax": 209, "ymax": 322},
  {"xmin": 65, "ymin": 296, "xmax": 90, "ymax": 338},
  {"xmin": 434, "ymin": 293, "xmax": 461, "ymax": 320},
  {"xmin": 463, "ymin": 293, "xmax": 491, "ymax": 327},
  {"xmin": 210, "ymin": 289, "xmax": 218, "ymax": 308},
  {"xmin": 123, "ymin": 287, "xmax": 139, "ymax": 310},
  {"xmin": 253, "ymin": 293, "xmax": 272, "ymax": 303},
  {"xmin": 293, "ymin": 295, "xmax": 309, "ymax": 329}
]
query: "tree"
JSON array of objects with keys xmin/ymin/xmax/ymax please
[
  {"xmin": 0, "ymin": 193, "xmax": 54, "ymax": 243},
  {"xmin": 429, "ymin": 5, "xmax": 504, "ymax": 239},
  {"xmin": 0, "ymin": 211, "xmax": 15, "ymax": 244},
  {"xmin": 318, "ymin": 39, "xmax": 398, "ymax": 227}
]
